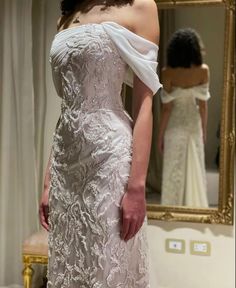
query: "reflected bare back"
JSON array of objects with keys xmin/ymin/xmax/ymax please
[{"xmin": 162, "ymin": 64, "xmax": 209, "ymax": 91}]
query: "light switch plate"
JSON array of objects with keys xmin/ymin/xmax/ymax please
[
  {"xmin": 165, "ymin": 239, "xmax": 185, "ymax": 254},
  {"xmin": 190, "ymin": 241, "xmax": 211, "ymax": 256}
]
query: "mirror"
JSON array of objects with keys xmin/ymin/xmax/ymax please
[
  {"xmin": 122, "ymin": 0, "xmax": 235, "ymax": 224},
  {"xmin": 147, "ymin": 4, "xmax": 225, "ymax": 208}
]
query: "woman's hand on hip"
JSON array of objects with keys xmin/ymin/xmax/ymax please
[{"xmin": 120, "ymin": 184, "xmax": 146, "ymax": 242}]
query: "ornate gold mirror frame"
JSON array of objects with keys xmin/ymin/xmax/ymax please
[{"xmin": 146, "ymin": 0, "xmax": 235, "ymax": 224}]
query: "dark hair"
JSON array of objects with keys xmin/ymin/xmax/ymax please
[
  {"xmin": 167, "ymin": 28, "xmax": 204, "ymax": 68},
  {"xmin": 60, "ymin": 0, "xmax": 134, "ymax": 16}
]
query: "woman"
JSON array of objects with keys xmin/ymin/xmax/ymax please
[
  {"xmin": 39, "ymin": 0, "xmax": 161, "ymax": 287},
  {"xmin": 158, "ymin": 28, "xmax": 210, "ymax": 207}
]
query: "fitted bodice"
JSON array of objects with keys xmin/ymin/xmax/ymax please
[
  {"xmin": 161, "ymin": 84, "xmax": 210, "ymax": 103},
  {"xmin": 49, "ymin": 21, "xmax": 162, "ymax": 115},
  {"xmin": 161, "ymin": 84, "xmax": 211, "ymax": 132},
  {"xmin": 50, "ymin": 24, "xmax": 126, "ymax": 112}
]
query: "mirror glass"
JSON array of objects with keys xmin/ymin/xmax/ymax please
[
  {"xmin": 121, "ymin": 5, "xmax": 225, "ymax": 208},
  {"xmin": 144, "ymin": 5, "xmax": 226, "ymax": 209}
]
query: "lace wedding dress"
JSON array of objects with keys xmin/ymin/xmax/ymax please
[
  {"xmin": 160, "ymin": 84, "xmax": 210, "ymax": 207},
  {"xmin": 48, "ymin": 21, "xmax": 161, "ymax": 288}
]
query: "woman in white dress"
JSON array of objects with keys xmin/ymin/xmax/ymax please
[
  {"xmin": 39, "ymin": 0, "xmax": 161, "ymax": 287},
  {"xmin": 158, "ymin": 28, "xmax": 210, "ymax": 207}
]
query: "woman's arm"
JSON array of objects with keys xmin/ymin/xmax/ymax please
[
  {"xmin": 198, "ymin": 100, "xmax": 208, "ymax": 144},
  {"xmin": 198, "ymin": 65, "xmax": 210, "ymax": 144},
  {"xmin": 39, "ymin": 17, "xmax": 65, "ymax": 230},
  {"xmin": 129, "ymin": 78, "xmax": 154, "ymax": 185},
  {"xmin": 120, "ymin": 0, "xmax": 159, "ymax": 242},
  {"xmin": 39, "ymin": 150, "xmax": 51, "ymax": 231},
  {"xmin": 157, "ymin": 68, "xmax": 173, "ymax": 154},
  {"xmin": 157, "ymin": 102, "xmax": 173, "ymax": 154},
  {"xmin": 39, "ymin": 116, "xmax": 61, "ymax": 230}
]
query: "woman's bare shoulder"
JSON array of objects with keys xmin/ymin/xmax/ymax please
[
  {"xmin": 199, "ymin": 63, "xmax": 209, "ymax": 72},
  {"xmin": 162, "ymin": 66, "xmax": 171, "ymax": 72},
  {"xmin": 161, "ymin": 67, "xmax": 172, "ymax": 83},
  {"xmin": 132, "ymin": 0, "xmax": 158, "ymax": 9},
  {"xmin": 193, "ymin": 63, "xmax": 209, "ymax": 78},
  {"xmin": 130, "ymin": 0, "xmax": 159, "ymax": 44},
  {"xmin": 200, "ymin": 64, "xmax": 210, "ymax": 82},
  {"xmin": 131, "ymin": 0, "xmax": 158, "ymax": 21},
  {"xmin": 162, "ymin": 67, "xmax": 173, "ymax": 77}
]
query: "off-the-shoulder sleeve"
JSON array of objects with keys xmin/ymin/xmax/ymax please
[
  {"xmin": 102, "ymin": 22, "xmax": 162, "ymax": 95},
  {"xmin": 160, "ymin": 89, "xmax": 175, "ymax": 103},
  {"xmin": 160, "ymin": 83, "xmax": 211, "ymax": 103},
  {"xmin": 194, "ymin": 83, "xmax": 211, "ymax": 101}
]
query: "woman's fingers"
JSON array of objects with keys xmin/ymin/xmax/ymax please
[
  {"xmin": 136, "ymin": 217, "xmax": 145, "ymax": 234},
  {"xmin": 121, "ymin": 215, "xmax": 130, "ymax": 240},
  {"xmin": 121, "ymin": 214, "xmax": 145, "ymax": 241},
  {"xmin": 39, "ymin": 189, "xmax": 49, "ymax": 231},
  {"xmin": 128, "ymin": 221, "xmax": 140, "ymax": 241},
  {"xmin": 39, "ymin": 204, "xmax": 49, "ymax": 231},
  {"xmin": 120, "ymin": 190, "xmax": 146, "ymax": 241},
  {"xmin": 124, "ymin": 217, "xmax": 137, "ymax": 241}
]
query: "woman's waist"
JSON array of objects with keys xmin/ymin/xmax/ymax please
[
  {"xmin": 56, "ymin": 108, "xmax": 133, "ymax": 137},
  {"xmin": 166, "ymin": 118, "xmax": 202, "ymax": 133},
  {"xmin": 52, "ymin": 114, "xmax": 133, "ymax": 164},
  {"xmin": 60, "ymin": 98, "xmax": 127, "ymax": 112},
  {"xmin": 170, "ymin": 106, "xmax": 200, "ymax": 119},
  {"xmin": 60, "ymin": 106, "xmax": 132, "ymax": 122}
]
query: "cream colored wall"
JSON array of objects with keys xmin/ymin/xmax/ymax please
[{"xmin": 147, "ymin": 219, "xmax": 235, "ymax": 288}]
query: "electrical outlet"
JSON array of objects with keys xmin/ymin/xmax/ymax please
[
  {"xmin": 190, "ymin": 241, "xmax": 211, "ymax": 256},
  {"xmin": 165, "ymin": 239, "xmax": 185, "ymax": 254}
]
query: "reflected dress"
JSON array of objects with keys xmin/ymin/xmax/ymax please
[
  {"xmin": 161, "ymin": 84, "xmax": 210, "ymax": 207},
  {"xmin": 48, "ymin": 21, "xmax": 161, "ymax": 287}
]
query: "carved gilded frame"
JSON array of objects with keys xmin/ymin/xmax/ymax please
[{"xmin": 146, "ymin": 0, "xmax": 235, "ymax": 224}]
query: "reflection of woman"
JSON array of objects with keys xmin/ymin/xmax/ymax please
[
  {"xmin": 158, "ymin": 28, "xmax": 210, "ymax": 207},
  {"xmin": 39, "ymin": 0, "xmax": 161, "ymax": 287}
]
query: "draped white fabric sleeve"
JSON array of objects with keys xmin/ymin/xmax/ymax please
[
  {"xmin": 102, "ymin": 21, "xmax": 162, "ymax": 95},
  {"xmin": 193, "ymin": 83, "xmax": 211, "ymax": 101},
  {"xmin": 160, "ymin": 89, "xmax": 175, "ymax": 103},
  {"xmin": 160, "ymin": 83, "xmax": 211, "ymax": 103}
]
